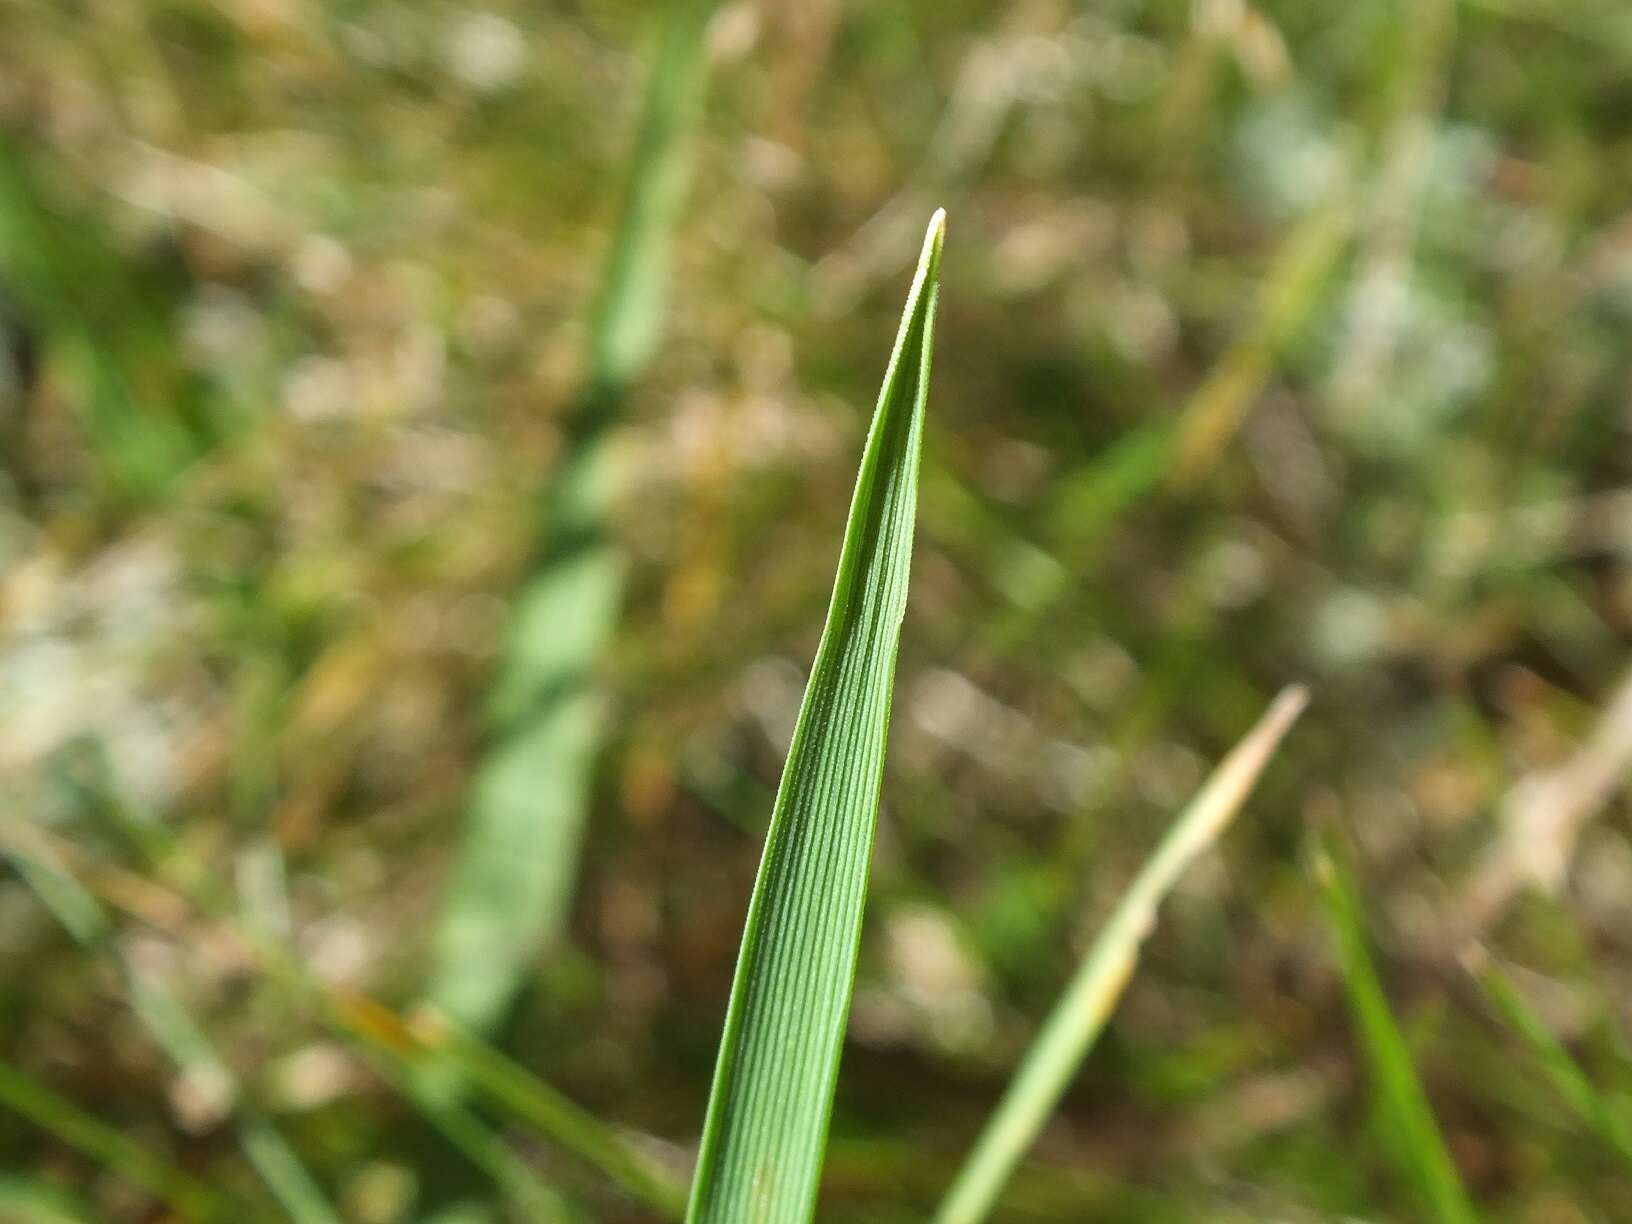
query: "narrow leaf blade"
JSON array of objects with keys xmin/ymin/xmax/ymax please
[
  {"xmin": 934, "ymin": 686, "xmax": 1308, "ymax": 1224},
  {"xmin": 429, "ymin": 0, "xmax": 713, "ymax": 1035},
  {"xmin": 1315, "ymin": 832, "xmax": 1476, "ymax": 1224},
  {"xmin": 0, "ymin": 1059, "xmax": 229, "ymax": 1221},
  {"xmin": 6, "ymin": 838, "xmax": 340, "ymax": 1224},
  {"xmin": 686, "ymin": 211, "xmax": 945, "ymax": 1224},
  {"xmin": 1468, "ymin": 949, "xmax": 1632, "ymax": 1168}
]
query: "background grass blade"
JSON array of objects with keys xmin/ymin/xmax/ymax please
[
  {"xmin": 969, "ymin": 195, "xmax": 1352, "ymax": 655},
  {"xmin": 1313, "ymin": 833, "xmax": 1476, "ymax": 1224},
  {"xmin": 429, "ymin": 0, "xmax": 714, "ymax": 1036},
  {"xmin": 106, "ymin": 855, "xmax": 571, "ymax": 1221},
  {"xmin": 127, "ymin": 974, "xmax": 342, "ymax": 1224},
  {"xmin": 933, "ymin": 685, "xmax": 1309, "ymax": 1224},
  {"xmin": 0, "ymin": 1060, "xmax": 231, "ymax": 1221},
  {"xmin": 350, "ymin": 1043, "xmax": 579, "ymax": 1223},
  {"xmin": 0, "ymin": 1175, "xmax": 91, "ymax": 1224},
  {"xmin": 1167, "ymin": 196, "xmax": 1352, "ymax": 483},
  {"xmin": 3, "ymin": 810, "xmax": 664, "ymax": 1218},
  {"xmin": 332, "ymin": 992, "xmax": 683, "ymax": 1219},
  {"xmin": 409, "ymin": 1015, "xmax": 688, "ymax": 1217},
  {"xmin": 4, "ymin": 840, "xmax": 341, "ymax": 1224},
  {"xmin": 1466, "ymin": 948, "xmax": 1632, "ymax": 1166},
  {"xmin": 685, "ymin": 210, "xmax": 944, "ymax": 1224},
  {"xmin": 0, "ymin": 132, "xmax": 209, "ymax": 501}
]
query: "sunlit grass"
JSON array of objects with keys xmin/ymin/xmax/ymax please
[
  {"xmin": 687, "ymin": 210, "xmax": 944, "ymax": 1224},
  {"xmin": 934, "ymin": 686, "xmax": 1308, "ymax": 1224}
]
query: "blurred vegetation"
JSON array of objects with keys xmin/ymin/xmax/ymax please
[{"xmin": 4, "ymin": 0, "xmax": 1632, "ymax": 1220}]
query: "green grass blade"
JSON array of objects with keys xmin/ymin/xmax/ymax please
[
  {"xmin": 234, "ymin": 1118, "xmax": 344, "ymax": 1224},
  {"xmin": 0, "ymin": 1060, "xmax": 230, "ymax": 1221},
  {"xmin": 7, "ymin": 816, "xmax": 639, "ymax": 1217},
  {"xmin": 129, "ymin": 974, "xmax": 341, "ymax": 1224},
  {"xmin": 429, "ymin": 0, "xmax": 713, "ymax": 1037},
  {"xmin": 972, "ymin": 197, "xmax": 1351, "ymax": 655},
  {"xmin": 413, "ymin": 1014, "xmax": 687, "ymax": 1217},
  {"xmin": 5, "ymin": 841, "xmax": 341, "ymax": 1224},
  {"xmin": 1313, "ymin": 833, "xmax": 1476, "ymax": 1224},
  {"xmin": 1467, "ymin": 948, "xmax": 1632, "ymax": 1166},
  {"xmin": 1168, "ymin": 196, "xmax": 1351, "ymax": 483},
  {"xmin": 311, "ymin": 991, "xmax": 577, "ymax": 1219},
  {"xmin": 353, "ymin": 1043, "xmax": 579, "ymax": 1222},
  {"xmin": 0, "ymin": 1175, "xmax": 92, "ymax": 1224},
  {"xmin": 685, "ymin": 210, "xmax": 945, "ymax": 1224},
  {"xmin": 331, "ymin": 992, "xmax": 684, "ymax": 1218},
  {"xmin": 933, "ymin": 685, "xmax": 1309, "ymax": 1224},
  {"xmin": 584, "ymin": 0, "xmax": 715, "ymax": 398},
  {"xmin": 0, "ymin": 132, "xmax": 204, "ymax": 499}
]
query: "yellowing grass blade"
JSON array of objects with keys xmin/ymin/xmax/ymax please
[
  {"xmin": 934, "ymin": 685, "xmax": 1308, "ymax": 1224},
  {"xmin": 685, "ymin": 211, "xmax": 945, "ymax": 1224}
]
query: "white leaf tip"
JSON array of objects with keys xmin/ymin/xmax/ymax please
[
  {"xmin": 1270, "ymin": 683, "xmax": 1311, "ymax": 727},
  {"xmin": 925, "ymin": 208, "xmax": 947, "ymax": 254}
]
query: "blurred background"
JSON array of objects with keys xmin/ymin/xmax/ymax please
[{"xmin": 5, "ymin": 0, "xmax": 1632, "ymax": 1220}]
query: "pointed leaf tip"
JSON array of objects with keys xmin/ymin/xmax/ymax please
[
  {"xmin": 1264, "ymin": 683, "xmax": 1311, "ymax": 737},
  {"xmin": 686, "ymin": 217, "xmax": 942, "ymax": 1224}
]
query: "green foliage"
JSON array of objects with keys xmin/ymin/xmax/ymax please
[
  {"xmin": 0, "ymin": 1175, "xmax": 92, "ymax": 1224},
  {"xmin": 1315, "ymin": 834, "xmax": 1476, "ymax": 1224},
  {"xmin": 1470, "ymin": 949, "xmax": 1632, "ymax": 1168},
  {"xmin": 0, "ymin": 1060, "xmax": 230, "ymax": 1221},
  {"xmin": 414, "ymin": 1017, "xmax": 688, "ymax": 1217},
  {"xmin": 6, "ymin": 1, "xmax": 1632, "ymax": 1218},
  {"xmin": 429, "ymin": 0, "xmax": 714, "ymax": 1037},
  {"xmin": 934, "ymin": 686, "xmax": 1307, "ymax": 1224},
  {"xmin": 4, "ymin": 839, "xmax": 339, "ymax": 1223},
  {"xmin": 687, "ymin": 211, "xmax": 944, "ymax": 1224},
  {"xmin": 0, "ymin": 134, "xmax": 211, "ymax": 500},
  {"xmin": 26, "ymin": 788, "xmax": 667, "ymax": 1217}
]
